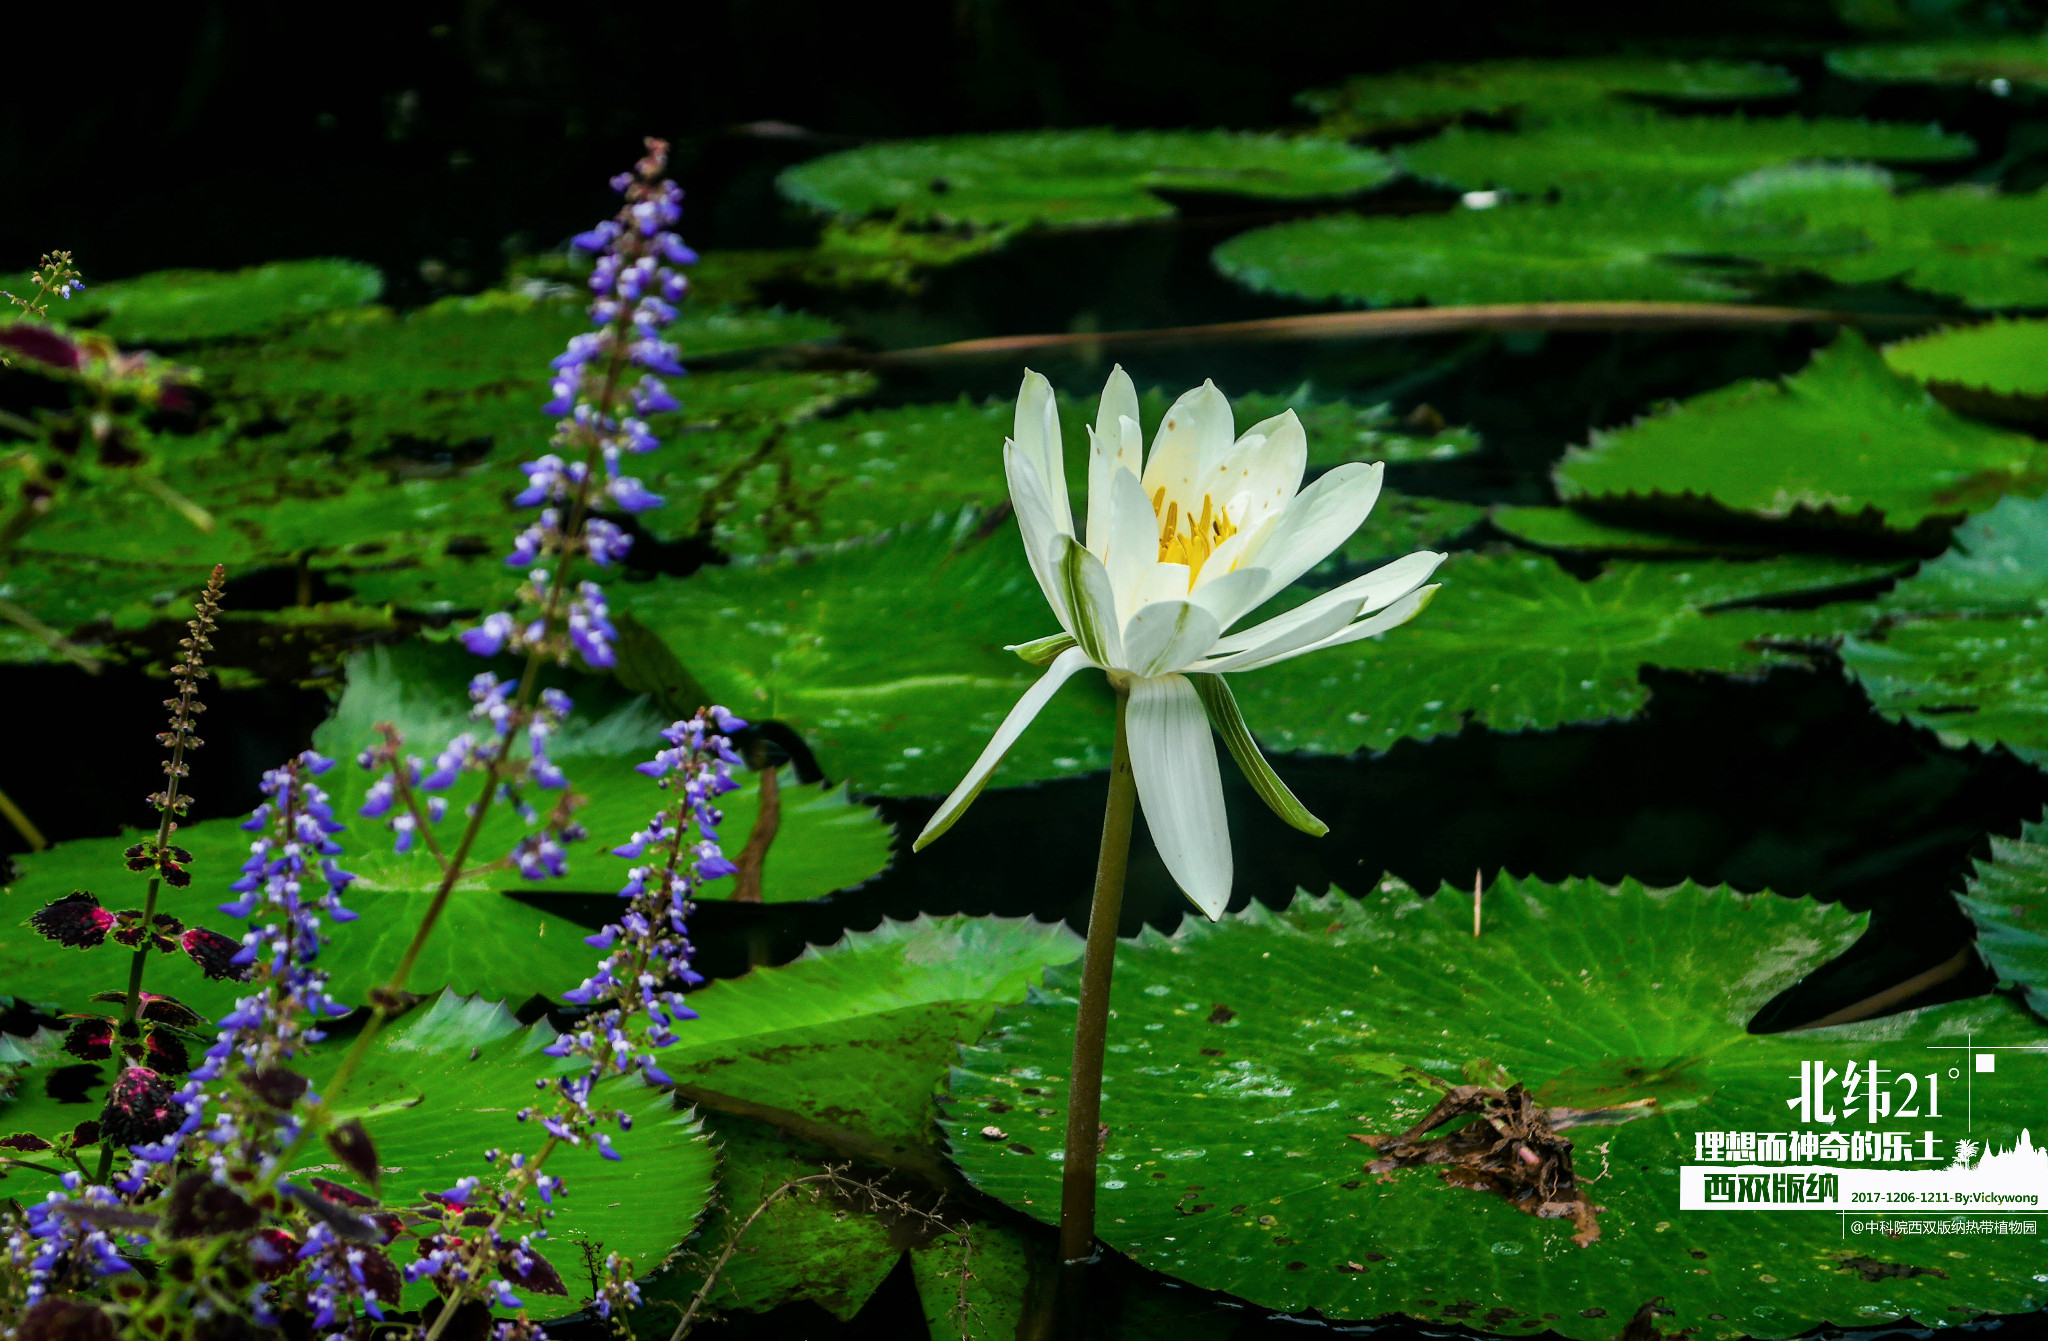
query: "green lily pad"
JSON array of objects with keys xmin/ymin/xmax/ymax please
[
  {"xmin": 1212, "ymin": 196, "xmax": 1759, "ymax": 308},
  {"xmin": 629, "ymin": 915, "xmax": 1078, "ymax": 1327},
  {"xmin": 1400, "ymin": 114, "xmax": 1974, "ymax": 194},
  {"xmin": 1840, "ymin": 493, "xmax": 2048, "ymax": 761},
  {"xmin": 0, "ymin": 645, "xmax": 895, "ymax": 1015},
  {"xmin": 1553, "ymin": 331, "xmax": 2048, "ymax": 539},
  {"xmin": 1717, "ymin": 167, "xmax": 2048, "ymax": 309},
  {"xmin": 1300, "ymin": 58, "xmax": 1798, "ymax": 135},
  {"xmin": 778, "ymin": 130, "xmax": 1397, "ymax": 229},
  {"xmin": 1883, "ymin": 319, "xmax": 2048, "ymax": 427},
  {"xmin": 648, "ymin": 914, "xmax": 1081, "ymax": 1149},
  {"xmin": 618, "ymin": 518, "xmax": 1120, "ymax": 796},
  {"xmin": 1338, "ymin": 492, "xmax": 1487, "ymax": 563},
  {"xmin": 69, "ymin": 260, "xmax": 383, "ymax": 346},
  {"xmin": 1828, "ymin": 34, "xmax": 2048, "ymax": 92},
  {"xmin": 1233, "ymin": 549, "xmax": 1903, "ymax": 755},
  {"xmin": 944, "ymin": 877, "xmax": 2048, "ymax": 1337},
  {"xmin": 313, "ymin": 991, "xmax": 714, "ymax": 1318},
  {"xmin": 1959, "ymin": 813, "xmax": 2048, "ymax": 1021},
  {"xmin": 1488, "ymin": 506, "xmax": 1778, "ymax": 556}
]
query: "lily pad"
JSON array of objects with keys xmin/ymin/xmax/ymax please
[
  {"xmin": 1841, "ymin": 493, "xmax": 2048, "ymax": 762},
  {"xmin": 1960, "ymin": 813, "xmax": 2048, "ymax": 1022},
  {"xmin": 944, "ymin": 878, "xmax": 2048, "ymax": 1337},
  {"xmin": 1401, "ymin": 114, "xmax": 1973, "ymax": 194},
  {"xmin": 1233, "ymin": 549, "xmax": 1903, "ymax": 755},
  {"xmin": 1212, "ymin": 196, "xmax": 1758, "ymax": 308},
  {"xmin": 1717, "ymin": 167, "xmax": 2048, "ymax": 309},
  {"xmin": 69, "ymin": 260, "xmax": 383, "ymax": 346},
  {"xmin": 1300, "ymin": 58, "xmax": 1798, "ymax": 135},
  {"xmin": 777, "ymin": 130, "xmax": 1398, "ymax": 229},
  {"xmin": 0, "ymin": 645, "xmax": 895, "ymax": 1015},
  {"xmin": 1883, "ymin": 318, "xmax": 2048, "ymax": 427},
  {"xmin": 1488, "ymin": 507, "xmax": 1778, "ymax": 556},
  {"xmin": 1338, "ymin": 493, "xmax": 1487, "ymax": 563},
  {"xmin": 618, "ymin": 518, "xmax": 1121, "ymax": 796},
  {"xmin": 1828, "ymin": 35, "xmax": 2048, "ymax": 92},
  {"xmin": 1553, "ymin": 331, "xmax": 2048, "ymax": 539},
  {"xmin": 648, "ymin": 914, "xmax": 1081, "ymax": 1149}
]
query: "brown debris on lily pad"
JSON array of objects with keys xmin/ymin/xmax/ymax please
[{"xmin": 1350, "ymin": 1081, "xmax": 1620, "ymax": 1246}]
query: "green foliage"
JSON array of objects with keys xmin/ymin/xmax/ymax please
[
  {"xmin": 1399, "ymin": 114, "xmax": 1973, "ymax": 194},
  {"xmin": 68, "ymin": 260, "xmax": 383, "ymax": 346},
  {"xmin": 1299, "ymin": 58, "xmax": 1798, "ymax": 134},
  {"xmin": 1554, "ymin": 331, "xmax": 2048, "ymax": 537},
  {"xmin": 0, "ymin": 646, "xmax": 894, "ymax": 1015},
  {"xmin": 318, "ymin": 992, "xmax": 714, "ymax": 1318},
  {"xmin": 944, "ymin": 879, "xmax": 2048, "ymax": 1337},
  {"xmin": 648, "ymin": 914, "xmax": 1081, "ymax": 1147},
  {"xmin": 777, "ymin": 130, "xmax": 1397, "ymax": 228},
  {"xmin": 1488, "ymin": 506, "xmax": 1777, "ymax": 555},
  {"xmin": 1211, "ymin": 197, "xmax": 1758, "ymax": 308},
  {"xmin": 1337, "ymin": 491, "xmax": 1487, "ymax": 562},
  {"xmin": 1233, "ymin": 548, "xmax": 1900, "ymax": 754},
  {"xmin": 1883, "ymin": 318, "xmax": 2048, "ymax": 425},
  {"xmin": 1716, "ymin": 167, "xmax": 2048, "ymax": 308},
  {"xmin": 1828, "ymin": 33, "xmax": 2048, "ymax": 90},
  {"xmin": 1959, "ymin": 813, "xmax": 2048, "ymax": 1020},
  {"xmin": 1841, "ymin": 492, "xmax": 2048, "ymax": 760},
  {"xmin": 619, "ymin": 518, "xmax": 1120, "ymax": 796}
]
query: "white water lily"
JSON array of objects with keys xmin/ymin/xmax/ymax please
[{"xmin": 913, "ymin": 366, "xmax": 1446, "ymax": 918}]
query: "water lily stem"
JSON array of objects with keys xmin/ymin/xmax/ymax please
[{"xmin": 1056, "ymin": 684, "xmax": 1136, "ymax": 1328}]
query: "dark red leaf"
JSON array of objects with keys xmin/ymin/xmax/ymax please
[
  {"xmin": 324, "ymin": 1118, "xmax": 379, "ymax": 1189},
  {"xmin": 163, "ymin": 1173, "xmax": 260, "ymax": 1238},
  {"xmin": 181, "ymin": 926, "xmax": 248, "ymax": 981},
  {"xmin": 29, "ymin": 892, "xmax": 114, "ymax": 949},
  {"xmin": 18, "ymin": 1298, "xmax": 116, "ymax": 1341},
  {"xmin": 98, "ymin": 1066, "xmax": 182, "ymax": 1146}
]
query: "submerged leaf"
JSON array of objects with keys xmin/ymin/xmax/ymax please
[
  {"xmin": 69, "ymin": 260, "xmax": 383, "ymax": 345},
  {"xmin": 1299, "ymin": 58, "xmax": 1798, "ymax": 135}
]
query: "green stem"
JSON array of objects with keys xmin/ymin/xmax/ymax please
[
  {"xmin": 0, "ymin": 785, "xmax": 46, "ymax": 850},
  {"xmin": 1054, "ymin": 685, "xmax": 1136, "ymax": 1331}
]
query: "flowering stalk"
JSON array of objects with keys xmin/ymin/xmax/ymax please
[
  {"xmin": 310, "ymin": 138, "xmax": 696, "ymax": 1134},
  {"xmin": 412, "ymin": 710, "xmax": 741, "ymax": 1341}
]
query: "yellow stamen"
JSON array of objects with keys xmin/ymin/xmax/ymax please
[{"xmin": 1154, "ymin": 490, "xmax": 1240, "ymax": 586}]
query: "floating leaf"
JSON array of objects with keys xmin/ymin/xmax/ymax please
[
  {"xmin": 944, "ymin": 878, "xmax": 2048, "ymax": 1337},
  {"xmin": 1828, "ymin": 34, "xmax": 2048, "ymax": 92},
  {"xmin": 1883, "ymin": 318, "xmax": 2048, "ymax": 426},
  {"xmin": 648, "ymin": 914, "xmax": 1080, "ymax": 1148},
  {"xmin": 1841, "ymin": 493, "xmax": 2048, "ymax": 761},
  {"xmin": 1718, "ymin": 167, "xmax": 2048, "ymax": 309},
  {"xmin": 619, "ymin": 519, "xmax": 1120, "ymax": 796},
  {"xmin": 1959, "ymin": 813, "xmax": 2048, "ymax": 1020},
  {"xmin": 313, "ymin": 991, "xmax": 713, "ymax": 1318},
  {"xmin": 1554, "ymin": 331, "xmax": 2048, "ymax": 539},
  {"xmin": 1300, "ymin": 58, "xmax": 1798, "ymax": 135},
  {"xmin": 69, "ymin": 260, "xmax": 383, "ymax": 346},
  {"xmin": 1338, "ymin": 492, "xmax": 1486, "ymax": 563},
  {"xmin": 0, "ymin": 646, "xmax": 894, "ymax": 1014},
  {"xmin": 1212, "ymin": 196, "xmax": 1758, "ymax": 307},
  {"xmin": 778, "ymin": 130, "xmax": 1397, "ymax": 229},
  {"xmin": 1232, "ymin": 549, "xmax": 1902, "ymax": 755},
  {"xmin": 1488, "ymin": 506, "xmax": 1777, "ymax": 556},
  {"xmin": 1401, "ymin": 114, "xmax": 1973, "ymax": 194}
]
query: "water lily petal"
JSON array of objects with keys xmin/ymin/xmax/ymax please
[
  {"xmin": 1103, "ymin": 464, "xmax": 1157, "ymax": 622},
  {"xmin": 1185, "ymin": 589, "xmax": 1364, "ymax": 674},
  {"xmin": 1185, "ymin": 564, "xmax": 1271, "ymax": 634},
  {"xmin": 1057, "ymin": 536, "xmax": 1124, "ymax": 668},
  {"xmin": 1006, "ymin": 443, "xmax": 1073, "ymax": 630},
  {"xmin": 1209, "ymin": 584, "xmax": 1438, "ymax": 673},
  {"xmin": 912, "ymin": 647, "xmax": 1096, "ymax": 851},
  {"xmin": 1210, "ymin": 549, "xmax": 1444, "ymax": 656},
  {"xmin": 1014, "ymin": 369, "xmax": 1073, "ymax": 537},
  {"xmin": 1198, "ymin": 510, "xmax": 1279, "ymax": 585},
  {"xmin": 1134, "ymin": 561, "xmax": 1192, "ymax": 610},
  {"xmin": 1087, "ymin": 365, "xmax": 1142, "ymax": 553},
  {"xmin": 1191, "ymin": 673, "xmax": 1327, "ymax": 837},
  {"xmin": 1121, "ymin": 600, "xmax": 1223, "ymax": 678},
  {"xmin": 1141, "ymin": 380, "xmax": 1235, "ymax": 510},
  {"xmin": 1198, "ymin": 409, "xmax": 1306, "ymax": 537},
  {"xmin": 1237, "ymin": 461, "xmax": 1385, "ymax": 605},
  {"xmin": 1127, "ymin": 673, "xmax": 1232, "ymax": 919}
]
